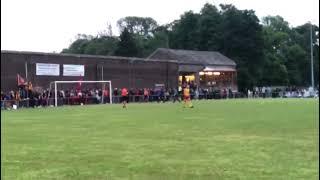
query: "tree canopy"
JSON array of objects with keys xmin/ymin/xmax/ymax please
[{"xmin": 61, "ymin": 3, "xmax": 319, "ymax": 91}]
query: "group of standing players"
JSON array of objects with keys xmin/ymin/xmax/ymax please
[{"xmin": 120, "ymin": 85, "xmax": 194, "ymax": 108}]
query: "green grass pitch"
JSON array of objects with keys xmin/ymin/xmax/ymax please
[{"xmin": 1, "ymin": 99, "xmax": 319, "ymax": 180}]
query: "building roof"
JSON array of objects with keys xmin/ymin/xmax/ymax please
[
  {"xmin": 1, "ymin": 50, "xmax": 178, "ymax": 64},
  {"xmin": 147, "ymin": 48, "xmax": 236, "ymax": 66}
]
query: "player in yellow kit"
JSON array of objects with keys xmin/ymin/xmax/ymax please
[{"xmin": 183, "ymin": 85, "xmax": 194, "ymax": 108}]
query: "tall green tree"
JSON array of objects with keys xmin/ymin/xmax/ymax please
[
  {"xmin": 114, "ymin": 28, "xmax": 140, "ymax": 57},
  {"xmin": 225, "ymin": 5, "xmax": 264, "ymax": 88},
  {"xmin": 197, "ymin": 3, "xmax": 222, "ymax": 51},
  {"xmin": 61, "ymin": 34, "xmax": 92, "ymax": 54},
  {"xmin": 261, "ymin": 16, "xmax": 319, "ymax": 87},
  {"xmin": 292, "ymin": 23, "xmax": 319, "ymax": 86},
  {"xmin": 169, "ymin": 11, "xmax": 201, "ymax": 50},
  {"xmin": 83, "ymin": 36, "xmax": 119, "ymax": 55},
  {"xmin": 261, "ymin": 16, "xmax": 291, "ymax": 86},
  {"xmin": 62, "ymin": 33, "xmax": 118, "ymax": 56},
  {"xmin": 61, "ymin": 3, "xmax": 319, "ymax": 90},
  {"xmin": 284, "ymin": 44, "xmax": 308, "ymax": 85},
  {"xmin": 117, "ymin": 16, "xmax": 158, "ymax": 37},
  {"xmin": 138, "ymin": 25, "xmax": 170, "ymax": 57}
]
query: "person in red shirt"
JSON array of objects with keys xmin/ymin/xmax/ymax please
[
  {"xmin": 121, "ymin": 88, "xmax": 128, "ymax": 108},
  {"xmin": 144, "ymin": 88, "xmax": 149, "ymax": 102},
  {"xmin": 103, "ymin": 88, "xmax": 109, "ymax": 103}
]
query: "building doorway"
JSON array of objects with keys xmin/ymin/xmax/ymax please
[{"xmin": 178, "ymin": 73, "xmax": 195, "ymax": 90}]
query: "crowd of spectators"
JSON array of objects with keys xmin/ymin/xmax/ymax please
[
  {"xmin": 1, "ymin": 83, "xmax": 239, "ymax": 109},
  {"xmin": 1, "ymin": 82, "xmax": 319, "ymax": 110},
  {"xmin": 247, "ymin": 86, "xmax": 319, "ymax": 98}
]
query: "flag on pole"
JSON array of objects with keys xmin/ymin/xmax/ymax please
[
  {"xmin": 17, "ymin": 74, "xmax": 26, "ymax": 86},
  {"xmin": 76, "ymin": 78, "xmax": 83, "ymax": 91}
]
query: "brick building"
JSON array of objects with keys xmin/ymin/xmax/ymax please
[
  {"xmin": 148, "ymin": 48, "xmax": 237, "ymax": 91},
  {"xmin": 1, "ymin": 48, "xmax": 237, "ymax": 92},
  {"xmin": 1, "ymin": 50, "xmax": 178, "ymax": 91}
]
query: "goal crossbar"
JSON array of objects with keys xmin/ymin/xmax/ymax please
[
  {"xmin": 54, "ymin": 81, "xmax": 112, "ymax": 83},
  {"xmin": 51, "ymin": 80, "xmax": 112, "ymax": 107}
]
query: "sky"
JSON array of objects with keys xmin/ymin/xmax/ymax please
[{"xmin": 1, "ymin": 0, "xmax": 319, "ymax": 53}]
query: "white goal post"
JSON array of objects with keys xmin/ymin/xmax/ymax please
[{"xmin": 50, "ymin": 80, "xmax": 112, "ymax": 107}]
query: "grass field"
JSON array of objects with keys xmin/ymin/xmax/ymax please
[{"xmin": 1, "ymin": 99, "xmax": 319, "ymax": 180}]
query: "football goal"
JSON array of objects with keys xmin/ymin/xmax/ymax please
[{"xmin": 49, "ymin": 80, "xmax": 113, "ymax": 107}]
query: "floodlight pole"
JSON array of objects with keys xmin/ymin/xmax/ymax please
[
  {"xmin": 310, "ymin": 22, "xmax": 314, "ymax": 89},
  {"xmin": 101, "ymin": 66, "xmax": 104, "ymax": 104}
]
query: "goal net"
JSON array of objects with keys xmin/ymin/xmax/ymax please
[{"xmin": 48, "ymin": 80, "xmax": 112, "ymax": 107}]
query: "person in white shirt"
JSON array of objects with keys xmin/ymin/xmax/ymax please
[{"xmin": 262, "ymin": 87, "xmax": 266, "ymax": 98}]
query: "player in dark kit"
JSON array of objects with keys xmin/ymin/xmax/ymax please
[{"xmin": 121, "ymin": 88, "xmax": 128, "ymax": 108}]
